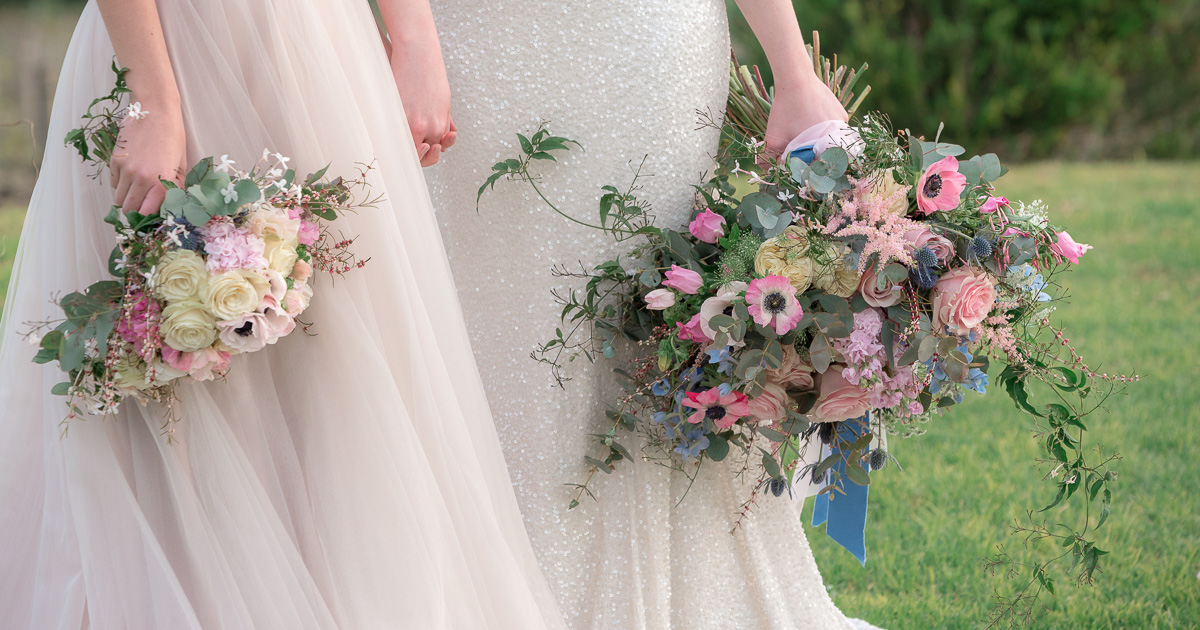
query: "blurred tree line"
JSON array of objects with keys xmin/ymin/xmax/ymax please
[{"xmin": 728, "ymin": 0, "xmax": 1200, "ymax": 160}]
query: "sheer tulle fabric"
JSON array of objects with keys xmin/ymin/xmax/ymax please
[{"xmin": 0, "ymin": 2, "xmax": 566, "ymax": 628}]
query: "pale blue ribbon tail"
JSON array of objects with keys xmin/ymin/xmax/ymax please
[{"xmin": 810, "ymin": 415, "xmax": 871, "ymax": 566}]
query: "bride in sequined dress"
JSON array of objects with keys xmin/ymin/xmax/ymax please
[{"xmin": 426, "ymin": 1, "xmax": 883, "ymax": 629}]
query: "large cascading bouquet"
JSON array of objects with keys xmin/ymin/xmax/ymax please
[
  {"xmin": 479, "ymin": 36, "xmax": 1133, "ymax": 620},
  {"xmin": 25, "ymin": 65, "xmax": 376, "ymax": 434}
]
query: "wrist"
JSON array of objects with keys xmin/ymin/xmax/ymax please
[{"xmin": 771, "ymin": 63, "xmax": 821, "ymax": 94}]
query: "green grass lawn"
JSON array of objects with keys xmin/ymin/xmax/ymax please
[
  {"xmin": 808, "ymin": 162, "xmax": 1200, "ymax": 629},
  {"xmin": 0, "ymin": 204, "xmax": 24, "ymax": 305},
  {"xmin": 1, "ymin": 163, "xmax": 1197, "ymax": 628}
]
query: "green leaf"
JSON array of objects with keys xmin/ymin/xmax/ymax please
[
  {"xmin": 809, "ymin": 333, "xmax": 831, "ymax": 373},
  {"xmin": 184, "ymin": 157, "xmax": 214, "ymax": 188},
  {"xmin": 51, "ymin": 382, "xmax": 72, "ymax": 396},
  {"xmin": 820, "ymin": 147, "xmax": 849, "ymax": 177},
  {"xmin": 844, "ymin": 462, "xmax": 871, "ymax": 486},
  {"xmin": 584, "ymin": 456, "xmax": 612, "ymax": 473},
  {"xmin": 761, "ymin": 453, "xmax": 782, "ymax": 479},
  {"xmin": 706, "ymin": 434, "xmax": 730, "ymax": 461},
  {"xmin": 757, "ymin": 427, "xmax": 787, "ymax": 442},
  {"xmin": 59, "ymin": 332, "xmax": 87, "ymax": 373},
  {"xmin": 517, "ymin": 133, "xmax": 534, "ymax": 155}
]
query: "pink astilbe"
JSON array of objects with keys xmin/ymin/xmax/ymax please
[
  {"xmin": 824, "ymin": 176, "xmax": 923, "ymax": 273},
  {"xmin": 115, "ymin": 289, "xmax": 160, "ymax": 355}
]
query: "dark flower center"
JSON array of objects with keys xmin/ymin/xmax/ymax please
[
  {"xmin": 923, "ymin": 174, "xmax": 943, "ymax": 199},
  {"xmin": 234, "ymin": 321, "xmax": 255, "ymax": 337},
  {"xmin": 722, "ymin": 305, "xmax": 734, "ymax": 316},
  {"xmin": 705, "ymin": 406, "xmax": 727, "ymax": 421},
  {"xmin": 764, "ymin": 292, "xmax": 787, "ymax": 314}
]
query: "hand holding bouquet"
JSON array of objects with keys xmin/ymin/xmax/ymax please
[{"xmin": 27, "ymin": 65, "xmax": 377, "ymax": 434}]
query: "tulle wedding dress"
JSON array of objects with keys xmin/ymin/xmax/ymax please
[
  {"xmin": 0, "ymin": 1, "xmax": 568, "ymax": 628},
  {"xmin": 427, "ymin": 1, "xmax": 879, "ymax": 628}
]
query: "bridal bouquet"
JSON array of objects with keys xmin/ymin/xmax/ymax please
[
  {"xmin": 481, "ymin": 36, "xmax": 1133, "ymax": 618},
  {"xmin": 27, "ymin": 65, "xmax": 375, "ymax": 432}
]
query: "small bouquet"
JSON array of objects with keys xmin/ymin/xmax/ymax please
[
  {"xmin": 26, "ymin": 65, "xmax": 376, "ymax": 433},
  {"xmin": 480, "ymin": 35, "xmax": 1134, "ymax": 620}
]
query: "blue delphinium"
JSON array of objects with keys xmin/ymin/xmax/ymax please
[
  {"xmin": 651, "ymin": 376, "xmax": 671, "ymax": 397},
  {"xmin": 681, "ymin": 366, "xmax": 705, "ymax": 388},
  {"xmin": 1021, "ymin": 265, "xmax": 1053, "ymax": 302},
  {"xmin": 674, "ymin": 428, "xmax": 711, "ymax": 460},
  {"xmin": 706, "ymin": 346, "xmax": 736, "ymax": 375}
]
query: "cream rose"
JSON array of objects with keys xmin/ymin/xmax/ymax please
[
  {"xmin": 154, "ymin": 249, "xmax": 208, "ymax": 303},
  {"xmin": 754, "ymin": 226, "xmax": 816, "ymax": 293},
  {"xmin": 262, "ymin": 233, "xmax": 300, "ymax": 275},
  {"xmin": 931, "ymin": 267, "xmax": 997, "ymax": 335},
  {"xmin": 249, "ymin": 208, "xmax": 301, "ymax": 242},
  {"xmin": 160, "ymin": 301, "xmax": 219, "ymax": 353},
  {"xmin": 872, "ymin": 169, "xmax": 911, "ymax": 217},
  {"xmin": 112, "ymin": 353, "xmax": 150, "ymax": 392},
  {"xmin": 813, "ymin": 244, "xmax": 860, "ymax": 298},
  {"xmin": 201, "ymin": 270, "xmax": 270, "ymax": 321},
  {"xmin": 810, "ymin": 365, "xmax": 872, "ymax": 423}
]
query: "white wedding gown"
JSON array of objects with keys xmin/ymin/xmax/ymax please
[
  {"xmin": 0, "ymin": 1, "xmax": 568, "ymax": 628},
  {"xmin": 428, "ymin": 1, "xmax": 879, "ymax": 629}
]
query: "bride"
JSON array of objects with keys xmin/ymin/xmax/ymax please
[
  {"xmin": 0, "ymin": 0, "xmax": 567, "ymax": 628},
  {"xmin": 428, "ymin": 1, "xmax": 882, "ymax": 629}
]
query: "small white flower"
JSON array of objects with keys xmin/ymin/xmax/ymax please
[
  {"xmin": 777, "ymin": 190, "xmax": 795, "ymax": 202},
  {"xmin": 26, "ymin": 332, "xmax": 43, "ymax": 347},
  {"xmin": 220, "ymin": 181, "xmax": 239, "ymax": 204},
  {"xmin": 745, "ymin": 137, "xmax": 765, "ymax": 151},
  {"xmin": 267, "ymin": 168, "xmax": 283, "ymax": 179},
  {"xmin": 273, "ymin": 152, "xmax": 291, "ymax": 166},
  {"xmin": 273, "ymin": 179, "xmax": 288, "ymax": 189},
  {"xmin": 126, "ymin": 102, "xmax": 149, "ymax": 120},
  {"xmin": 746, "ymin": 173, "xmax": 765, "ymax": 186},
  {"xmin": 262, "ymin": 148, "xmax": 272, "ymax": 161},
  {"xmin": 215, "ymin": 154, "xmax": 237, "ymax": 174}
]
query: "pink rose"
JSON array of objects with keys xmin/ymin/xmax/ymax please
[
  {"xmin": 688, "ymin": 209, "xmax": 727, "ymax": 244},
  {"xmin": 858, "ymin": 265, "xmax": 902, "ymax": 308},
  {"xmin": 282, "ymin": 283, "xmax": 313, "ymax": 314},
  {"xmin": 1050, "ymin": 231, "xmax": 1092, "ymax": 264},
  {"xmin": 262, "ymin": 304, "xmax": 296, "ymax": 342},
  {"xmin": 644, "ymin": 288, "xmax": 676, "ymax": 310},
  {"xmin": 931, "ymin": 267, "xmax": 997, "ymax": 335},
  {"xmin": 161, "ymin": 346, "xmax": 230, "ymax": 382},
  {"xmin": 297, "ymin": 220, "xmax": 320, "ymax": 247},
  {"xmin": 916, "ymin": 156, "xmax": 968, "ymax": 215},
  {"xmin": 291, "ymin": 258, "xmax": 313, "ymax": 284},
  {"xmin": 766, "ymin": 345, "xmax": 815, "ymax": 391},
  {"xmin": 747, "ymin": 382, "xmax": 789, "ymax": 423},
  {"xmin": 810, "ymin": 366, "xmax": 873, "ymax": 423},
  {"xmin": 904, "ymin": 227, "xmax": 954, "ymax": 263},
  {"xmin": 662, "ymin": 265, "xmax": 703, "ymax": 294},
  {"xmin": 980, "ymin": 195, "xmax": 1008, "ymax": 214},
  {"xmin": 675, "ymin": 313, "xmax": 710, "ymax": 343}
]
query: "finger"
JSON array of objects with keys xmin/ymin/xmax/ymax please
[
  {"xmin": 416, "ymin": 142, "xmax": 430, "ymax": 161},
  {"xmin": 110, "ymin": 160, "xmax": 122, "ymax": 189},
  {"xmin": 113, "ymin": 169, "xmax": 134, "ymax": 207},
  {"xmin": 440, "ymin": 120, "xmax": 457, "ymax": 150},
  {"xmin": 421, "ymin": 144, "xmax": 442, "ymax": 167},
  {"xmin": 138, "ymin": 182, "xmax": 167, "ymax": 216},
  {"xmin": 121, "ymin": 178, "xmax": 153, "ymax": 214}
]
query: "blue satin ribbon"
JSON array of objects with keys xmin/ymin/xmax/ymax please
[
  {"xmin": 810, "ymin": 414, "xmax": 871, "ymax": 566},
  {"xmin": 789, "ymin": 145, "xmax": 817, "ymax": 165}
]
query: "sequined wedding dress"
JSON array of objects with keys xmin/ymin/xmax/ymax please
[
  {"xmin": 0, "ymin": 1, "xmax": 568, "ymax": 628},
  {"xmin": 428, "ymin": 1, "xmax": 879, "ymax": 628}
]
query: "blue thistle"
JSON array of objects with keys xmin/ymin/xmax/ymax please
[
  {"xmin": 909, "ymin": 246, "xmax": 941, "ymax": 290},
  {"xmin": 968, "ymin": 236, "xmax": 993, "ymax": 260},
  {"xmin": 767, "ymin": 477, "xmax": 788, "ymax": 497},
  {"xmin": 175, "ymin": 218, "xmax": 203, "ymax": 252},
  {"xmin": 869, "ymin": 449, "xmax": 888, "ymax": 471}
]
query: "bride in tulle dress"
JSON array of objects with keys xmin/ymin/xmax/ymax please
[
  {"xmin": 429, "ymin": 1, "xmax": 882, "ymax": 628},
  {"xmin": 0, "ymin": 1, "xmax": 567, "ymax": 628}
]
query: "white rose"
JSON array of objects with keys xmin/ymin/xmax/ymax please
[
  {"xmin": 262, "ymin": 233, "xmax": 300, "ymax": 275},
  {"xmin": 160, "ymin": 302, "xmax": 219, "ymax": 353},
  {"xmin": 154, "ymin": 249, "xmax": 208, "ymax": 303},
  {"xmin": 201, "ymin": 270, "xmax": 270, "ymax": 321}
]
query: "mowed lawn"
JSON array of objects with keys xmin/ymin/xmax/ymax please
[{"xmin": 1, "ymin": 163, "xmax": 1198, "ymax": 628}]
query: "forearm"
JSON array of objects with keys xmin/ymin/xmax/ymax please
[
  {"xmin": 375, "ymin": 0, "xmax": 440, "ymax": 49},
  {"xmin": 96, "ymin": 0, "xmax": 180, "ymax": 111},
  {"xmin": 733, "ymin": 0, "xmax": 817, "ymax": 90}
]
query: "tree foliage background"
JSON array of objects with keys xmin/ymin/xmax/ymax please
[{"xmin": 728, "ymin": 0, "xmax": 1200, "ymax": 160}]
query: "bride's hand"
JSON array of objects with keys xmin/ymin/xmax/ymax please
[
  {"xmin": 764, "ymin": 74, "xmax": 848, "ymax": 158},
  {"xmin": 390, "ymin": 38, "xmax": 457, "ymax": 167},
  {"xmin": 109, "ymin": 98, "xmax": 186, "ymax": 215}
]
